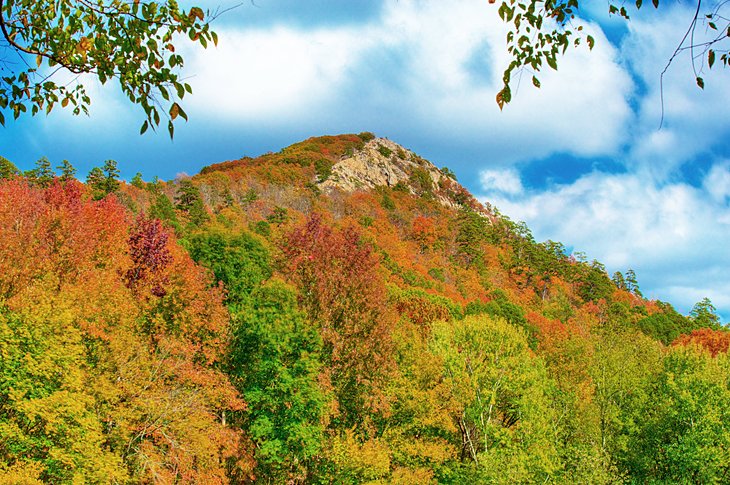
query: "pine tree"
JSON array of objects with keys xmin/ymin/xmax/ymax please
[
  {"xmin": 26, "ymin": 156, "xmax": 55, "ymax": 187},
  {"xmin": 625, "ymin": 269, "xmax": 642, "ymax": 297},
  {"xmin": 131, "ymin": 172, "xmax": 145, "ymax": 189},
  {"xmin": 175, "ymin": 180, "xmax": 208, "ymax": 226},
  {"xmin": 0, "ymin": 156, "xmax": 19, "ymax": 179},
  {"xmin": 57, "ymin": 160, "xmax": 77, "ymax": 182},
  {"xmin": 102, "ymin": 160, "xmax": 121, "ymax": 194},
  {"xmin": 612, "ymin": 271, "xmax": 626, "ymax": 290}
]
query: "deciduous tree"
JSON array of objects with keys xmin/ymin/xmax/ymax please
[
  {"xmin": 495, "ymin": 0, "xmax": 724, "ymax": 109},
  {"xmin": 0, "ymin": 0, "xmax": 217, "ymax": 136}
]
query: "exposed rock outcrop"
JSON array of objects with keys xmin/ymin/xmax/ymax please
[{"xmin": 318, "ymin": 137, "xmax": 490, "ymax": 216}]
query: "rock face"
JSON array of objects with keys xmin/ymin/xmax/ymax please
[{"xmin": 318, "ymin": 137, "xmax": 466, "ymax": 211}]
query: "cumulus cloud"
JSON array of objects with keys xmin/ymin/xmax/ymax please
[
  {"xmin": 478, "ymin": 166, "xmax": 730, "ymax": 318},
  {"xmin": 480, "ymin": 169, "xmax": 524, "ymax": 195},
  {"xmin": 704, "ymin": 162, "xmax": 730, "ymax": 204},
  {"xmin": 182, "ymin": 26, "xmax": 372, "ymax": 118},
  {"xmin": 181, "ymin": 0, "xmax": 633, "ymax": 162},
  {"xmin": 620, "ymin": 3, "xmax": 730, "ymax": 175}
]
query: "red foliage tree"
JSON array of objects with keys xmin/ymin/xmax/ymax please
[
  {"xmin": 125, "ymin": 215, "xmax": 173, "ymax": 297},
  {"xmin": 283, "ymin": 213, "xmax": 395, "ymax": 424}
]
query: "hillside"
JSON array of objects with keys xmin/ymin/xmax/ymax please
[{"xmin": 1, "ymin": 133, "xmax": 729, "ymax": 484}]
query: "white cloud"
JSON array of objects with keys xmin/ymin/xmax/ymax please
[
  {"xmin": 480, "ymin": 168, "xmax": 524, "ymax": 195},
  {"xmin": 183, "ymin": 25, "xmax": 372, "ymax": 118},
  {"xmin": 704, "ymin": 162, "xmax": 730, "ymax": 203},
  {"xmin": 478, "ymin": 167, "xmax": 730, "ymax": 318},
  {"xmin": 179, "ymin": 0, "xmax": 633, "ymax": 163},
  {"xmin": 620, "ymin": 4, "xmax": 730, "ymax": 175}
]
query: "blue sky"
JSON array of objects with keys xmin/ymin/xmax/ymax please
[{"xmin": 2, "ymin": 0, "xmax": 730, "ymax": 321}]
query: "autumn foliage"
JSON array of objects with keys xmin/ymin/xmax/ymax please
[
  {"xmin": 0, "ymin": 179, "xmax": 248, "ymax": 483},
  {"xmin": 673, "ymin": 328, "xmax": 730, "ymax": 356},
  {"xmin": 2, "ymin": 135, "xmax": 729, "ymax": 483}
]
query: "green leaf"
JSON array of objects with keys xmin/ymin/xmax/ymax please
[
  {"xmin": 709, "ymin": 49, "xmax": 716, "ymax": 68},
  {"xmin": 140, "ymin": 120, "xmax": 149, "ymax": 135},
  {"xmin": 696, "ymin": 76, "xmax": 705, "ymax": 89},
  {"xmin": 168, "ymin": 120, "xmax": 174, "ymax": 139},
  {"xmin": 532, "ymin": 76, "xmax": 541, "ymax": 88}
]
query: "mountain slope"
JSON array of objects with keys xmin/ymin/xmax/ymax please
[{"xmin": 1, "ymin": 133, "xmax": 728, "ymax": 484}]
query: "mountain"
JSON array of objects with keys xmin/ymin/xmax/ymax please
[{"xmin": 1, "ymin": 133, "xmax": 729, "ymax": 484}]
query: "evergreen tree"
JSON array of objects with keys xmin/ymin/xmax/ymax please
[
  {"xmin": 86, "ymin": 167, "xmax": 106, "ymax": 200},
  {"xmin": 102, "ymin": 160, "xmax": 121, "ymax": 193},
  {"xmin": 131, "ymin": 172, "xmax": 145, "ymax": 189},
  {"xmin": 625, "ymin": 269, "xmax": 642, "ymax": 297},
  {"xmin": 690, "ymin": 298, "xmax": 722, "ymax": 329},
  {"xmin": 26, "ymin": 156, "xmax": 55, "ymax": 187},
  {"xmin": 86, "ymin": 161, "xmax": 120, "ymax": 200},
  {"xmin": 612, "ymin": 271, "xmax": 626, "ymax": 290},
  {"xmin": 175, "ymin": 179, "xmax": 208, "ymax": 226},
  {"xmin": 0, "ymin": 156, "xmax": 19, "ymax": 179},
  {"xmin": 57, "ymin": 159, "xmax": 76, "ymax": 182}
]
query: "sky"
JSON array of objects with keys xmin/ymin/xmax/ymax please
[{"xmin": 2, "ymin": 0, "xmax": 730, "ymax": 321}]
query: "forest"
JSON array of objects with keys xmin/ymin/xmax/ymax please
[{"xmin": 1, "ymin": 133, "xmax": 729, "ymax": 484}]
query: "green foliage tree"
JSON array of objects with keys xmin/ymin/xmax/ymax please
[
  {"xmin": 636, "ymin": 302, "xmax": 695, "ymax": 345},
  {"xmin": 130, "ymin": 172, "xmax": 145, "ymax": 189},
  {"xmin": 454, "ymin": 208, "xmax": 489, "ymax": 268},
  {"xmin": 85, "ymin": 166, "xmax": 105, "ymax": 199},
  {"xmin": 266, "ymin": 206, "xmax": 289, "ymax": 225},
  {"xmin": 149, "ymin": 191, "xmax": 180, "ymax": 230},
  {"xmin": 25, "ymin": 156, "xmax": 54, "ymax": 187},
  {"xmin": 145, "ymin": 178, "xmax": 179, "ymax": 229},
  {"xmin": 587, "ymin": 324, "xmax": 662, "ymax": 469},
  {"xmin": 227, "ymin": 280, "xmax": 327, "ymax": 482},
  {"xmin": 495, "ymin": 0, "xmax": 724, "ymax": 108},
  {"xmin": 0, "ymin": 155, "xmax": 19, "ymax": 179},
  {"xmin": 690, "ymin": 297, "xmax": 722, "ymax": 329},
  {"xmin": 0, "ymin": 306, "xmax": 128, "ymax": 483},
  {"xmin": 186, "ymin": 229, "xmax": 272, "ymax": 304},
  {"xmin": 576, "ymin": 260, "xmax": 614, "ymax": 303},
  {"xmin": 0, "ymin": 0, "xmax": 217, "ymax": 136},
  {"xmin": 86, "ymin": 159, "xmax": 119, "ymax": 199},
  {"xmin": 465, "ymin": 296, "xmax": 538, "ymax": 349},
  {"xmin": 623, "ymin": 346, "xmax": 730, "ymax": 482},
  {"xmin": 56, "ymin": 159, "xmax": 76, "ymax": 182},
  {"xmin": 624, "ymin": 269, "xmax": 642, "ymax": 297},
  {"xmin": 612, "ymin": 271, "xmax": 626, "ymax": 290},
  {"xmin": 430, "ymin": 315, "xmax": 561, "ymax": 482},
  {"xmin": 175, "ymin": 179, "xmax": 208, "ymax": 226}
]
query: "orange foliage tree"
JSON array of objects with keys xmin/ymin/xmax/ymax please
[
  {"xmin": 673, "ymin": 328, "xmax": 730, "ymax": 357},
  {"xmin": 0, "ymin": 180, "xmax": 249, "ymax": 483}
]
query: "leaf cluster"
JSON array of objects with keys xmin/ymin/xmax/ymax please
[{"xmin": 0, "ymin": 0, "xmax": 217, "ymax": 136}]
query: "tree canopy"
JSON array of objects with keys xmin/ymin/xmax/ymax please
[{"xmin": 0, "ymin": 0, "xmax": 217, "ymax": 136}]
